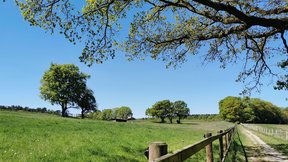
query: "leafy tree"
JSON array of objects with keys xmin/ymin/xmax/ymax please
[
  {"xmin": 40, "ymin": 63, "xmax": 90, "ymax": 117},
  {"xmin": 145, "ymin": 108, "xmax": 155, "ymax": 118},
  {"xmin": 282, "ymin": 108, "xmax": 288, "ymax": 123},
  {"xmin": 146, "ymin": 100, "xmax": 173, "ymax": 123},
  {"xmin": 166, "ymin": 104, "xmax": 175, "ymax": 124},
  {"xmin": 15, "ymin": 0, "xmax": 288, "ymax": 92},
  {"xmin": 283, "ymin": 108, "xmax": 288, "ymax": 117},
  {"xmin": 219, "ymin": 96, "xmax": 244, "ymax": 122},
  {"xmin": 249, "ymin": 98, "xmax": 284, "ymax": 124},
  {"xmin": 219, "ymin": 96, "xmax": 288, "ymax": 124},
  {"xmin": 242, "ymin": 107, "xmax": 256, "ymax": 123},
  {"xmin": 77, "ymin": 88, "xmax": 97, "ymax": 119},
  {"xmin": 87, "ymin": 110, "xmax": 102, "ymax": 120},
  {"xmin": 114, "ymin": 106, "xmax": 133, "ymax": 120},
  {"xmin": 101, "ymin": 109, "xmax": 113, "ymax": 120},
  {"xmin": 241, "ymin": 97, "xmax": 256, "ymax": 123},
  {"xmin": 173, "ymin": 100, "xmax": 190, "ymax": 124}
]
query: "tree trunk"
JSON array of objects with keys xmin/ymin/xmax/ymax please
[
  {"xmin": 61, "ymin": 103, "xmax": 67, "ymax": 117},
  {"xmin": 61, "ymin": 108, "xmax": 67, "ymax": 117},
  {"xmin": 177, "ymin": 116, "xmax": 181, "ymax": 124},
  {"xmin": 81, "ymin": 109, "xmax": 85, "ymax": 119},
  {"xmin": 169, "ymin": 117, "xmax": 173, "ymax": 124},
  {"xmin": 160, "ymin": 117, "xmax": 165, "ymax": 123}
]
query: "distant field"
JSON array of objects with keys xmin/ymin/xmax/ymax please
[{"xmin": 0, "ymin": 111, "xmax": 233, "ymax": 161}]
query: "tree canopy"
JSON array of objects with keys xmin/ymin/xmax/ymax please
[
  {"xmin": 173, "ymin": 100, "xmax": 190, "ymax": 123},
  {"xmin": 146, "ymin": 100, "xmax": 190, "ymax": 123},
  {"xmin": 88, "ymin": 106, "xmax": 134, "ymax": 120},
  {"xmin": 40, "ymin": 63, "xmax": 91, "ymax": 117},
  {"xmin": 101, "ymin": 109, "xmax": 114, "ymax": 120},
  {"xmin": 146, "ymin": 100, "xmax": 173, "ymax": 123},
  {"xmin": 77, "ymin": 88, "xmax": 97, "ymax": 118},
  {"xmin": 219, "ymin": 96, "xmax": 288, "ymax": 124},
  {"xmin": 15, "ymin": 0, "xmax": 288, "ymax": 92},
  {"xmin": 219, "ymin": 96, "xmax": 244, "ymax": 122},
  {"xmin": 114, "ymin": 106, "xmax": 133, "ymax": 120}
]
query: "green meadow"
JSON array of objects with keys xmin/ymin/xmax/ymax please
[{"xmin": 0, "ymin": 111, "xmax": 234, "ymax": 162}]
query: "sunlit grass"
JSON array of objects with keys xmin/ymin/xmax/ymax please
[{"xmin": 0, "ymin": 111, "xmax": 233, "ymax": 161}]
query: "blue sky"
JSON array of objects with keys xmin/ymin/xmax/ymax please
[{"xmin": 0, "ymin": 1, "xmax": 287, "ymax": 118}]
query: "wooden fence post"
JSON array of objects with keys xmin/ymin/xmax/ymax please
[
  {"xmin": 224, "ymin": 129, "xmax": 229, "ymax": 152},
  {"xmin": 218, "ymin": 130, "xmax": 224, "ymax": 161},
  {"xmin": 228, "ymin": 129, "xmax": 231, "ymax": 143},
  {"xmin": 205, "ymin": 132, "xmax": 213, "ymax": 162},
  {"xmin": 149, "ymin": 142, "xmax": 168, "ymax": 162}
]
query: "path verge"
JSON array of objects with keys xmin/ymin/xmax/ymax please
[{"xmin": 240, "ymin": 126, "xmax": 288, "ymax": 162}]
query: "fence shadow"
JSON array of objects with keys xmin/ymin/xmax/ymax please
[
  {"xmin": 225, "ymin": 130, "xmax": 249, "ymax": 162},
  {"xmin": 244, "ymin": 145, "xmax": 262, "ymax": 158},
  {"xmin": 268, "ymin": 143, "xmax": 288, "ymax": 155}
]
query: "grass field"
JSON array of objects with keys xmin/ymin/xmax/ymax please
[{"xmin": 0, "ymin": 111, "xmax": 234, "ymax": 162}]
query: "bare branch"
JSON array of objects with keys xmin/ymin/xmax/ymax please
[{"xmin": 281, "ymin": 31, "xmax": 288, "ymax": 53}]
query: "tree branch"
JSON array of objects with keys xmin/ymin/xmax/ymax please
[
  {"xmin": 281, "ymin": 31, "xmax": 288, "ymax": 53},
  {"xmin": 196, "ymin": 24, "xmax": 250, "ymax": 40},
  {"xmin": 192, "ymin": 0, "xmax": 288, "ymax": 29}
]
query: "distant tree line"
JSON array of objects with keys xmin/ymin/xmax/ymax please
[
  {"xmin": 0, "ymin": 105, "xmax": 61, "ymax": 115},
  {"xmin": 145, "ymin": 100, "xmax": 190, "ymax": 124},
  {"xmin": 186, "ymin": 114, "xmax": 220, "ymax": 121},
  {"xmin": 88, "ymin": 106, "xmax": 133, "ymax": 121},
  {"xmin": 219, "ymin": 96, "xmax": 288, "ymax": 124}
]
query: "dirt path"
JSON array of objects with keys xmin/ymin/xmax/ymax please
[{"xmin": 241, "ymin": 126, "xmax": 288, "ymax": 162}]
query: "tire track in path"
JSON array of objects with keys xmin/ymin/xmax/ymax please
[{"xmin": 241, "ymin": 126, "xmax": 288, "ymax": 162}]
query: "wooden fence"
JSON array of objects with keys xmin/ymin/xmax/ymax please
[
  {"xmin": 148, "ymin": 125, "xmax": 237, "ymax": 162},
  {"xmin": 241, "ymin": 123, "xmax": 288, "ymax": 140}
]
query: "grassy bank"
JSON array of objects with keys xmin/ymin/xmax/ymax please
[{"xmin": 0, "ymin": 111, "xmax": 233, "ymax": 161}]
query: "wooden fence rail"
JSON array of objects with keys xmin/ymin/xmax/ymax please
[{"xmin": 148, "ymin": 125, "xmax": 237, "ymax": 162}]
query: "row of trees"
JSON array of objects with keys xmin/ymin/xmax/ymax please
[
  {"xmin": 40, "ymin": 63, "xmax": 97, "ymax": 118},
  {"xmin": 186, "ymin": 114, "xmax": 220, "ymax": 121},
  {"xmin": 0, "ymin": 105, "xmax": 61, "ymax": 115},
  {"xmin": 219, "ymin": 96, "xmax": 288, "ymax": 124},
  {"xmin": 88, "ymin": 106, "xmax": 133, "ymax": 120},
  {"xmin": 145, "ymin": 100, "xmax": 190, "ymax": 124}
]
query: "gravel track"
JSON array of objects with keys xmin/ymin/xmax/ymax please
[{"xmin": 241, "ymin": 126, "xmax": 288, "ymax": 162}]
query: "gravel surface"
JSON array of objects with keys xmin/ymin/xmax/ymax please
[{"xmin": 241, "ymin": 126, "xmax": 288, "ymax": 162}]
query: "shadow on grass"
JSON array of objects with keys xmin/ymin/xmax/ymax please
[
  {"xmin": 148, "ymin": 120, "xmax": 199, "ymax": 125},
  {"xmin": 269, "ymin": 144, "xmax": 288, "ymax": 155},
  {"xmin": 244, "ymin": 144, "xmax": 288, "ymax": 161},
  {"xmin": 88, "ymin": 148, "xmax": 140, "ymax": 162},
  {"xmin": 245, "ymin": 145, "xmax": 261, "ymax": 157},
  {"xmin": 225, "ymin": 130, "xmax": 248, "ymax": 162},
  {"xmin": 179, "ymin": 122, "xmax": 199, "ymax": 125},
  {"xmin": 150, "ymin": 121, "xmax": 167, "ymax": 124}
]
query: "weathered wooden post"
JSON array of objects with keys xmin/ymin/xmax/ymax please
[
  {"xmin": 228, "ymin": 129, "xmax": 231, "ymax": 143},
  {"xmin": 149, "ymin": 142, "xmax": 168, "ymax": 162},
  {"xmin": 205, "ymin": 132, "xmax": 213, "ymax": 162},
  {"xmin": 224, "ymin": 129, "xmax": 228, "ymax": 152},
  {"xmin": 218, "ymin": 130, "xmax": 224, "ymax": 161}
]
